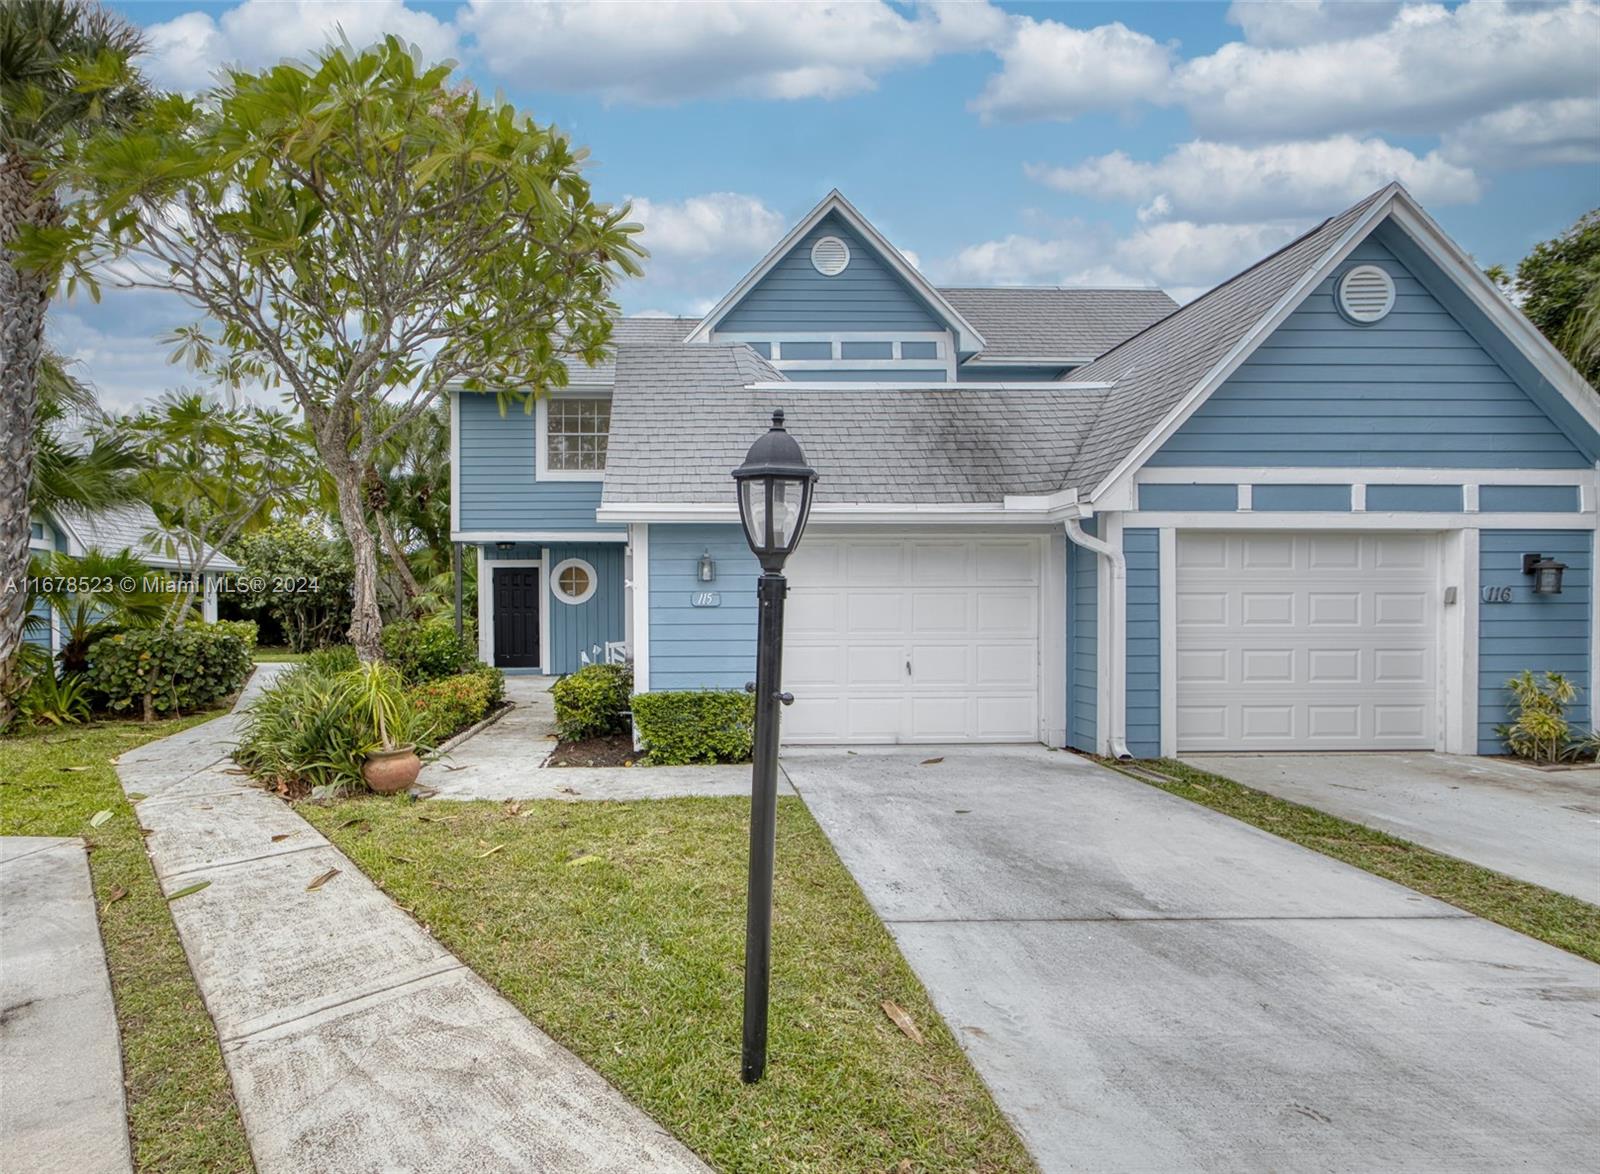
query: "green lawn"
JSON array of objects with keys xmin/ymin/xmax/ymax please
[
  {"xmin": 1123, "ymin": 758, "xmax": 1600, "ymax": 964},
  {"xmin": 0, "ymin": 718, "xmax": 254, "ymax": 1173},
  {"xmin": 250, "ymin": 646, "xmax": 307, "ymax": 663},
  {"xmin": 304, "ymin": 795, "xmax": 1034, "ymax": 1174}
]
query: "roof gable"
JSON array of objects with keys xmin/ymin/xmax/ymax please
[
  {"xmin": 942, "ymin": 287, "xmax": 1177, "ymax": 363},
  {"xmin": 685, "ymin": 191, "xmax": 986, "ymax": 353},
  {"xmin": 1064, "ymin": 184, "xmax": 1600, "ymax": 504}
]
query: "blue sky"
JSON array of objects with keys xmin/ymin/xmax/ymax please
[{"xmin": 57, "ymin": 0, "xmax": 1600, "ymax": 409}]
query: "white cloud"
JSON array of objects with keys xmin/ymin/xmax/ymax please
[
  {"xmin": 1177, "ymin": 1, "xmax": 1600, "ymax": 140},
  {"xmin": 970, "ymin": 16, "xmax": 1174, "ymax": 123},
  {"xmin": 1225, "ymin": 1, "xmax": 1404, "ymax": 47},
  {"xmin": 142, "ymin": 0, "xmax": 459, "ymax": 91},
  {"xmin": 627, "ymin": 193, "xmax": 786, "ymax": 261},
  {"xmin": 459, "ymin": 0, "xmax": 1007, "ymax": 103},
  {"xmin": 1028, "ymin": 136, "xmax": 1480, "ymax": 224},
  {"xmin": 1442, "ymin": 97, "xmax": 1600, "ymax": 169}
]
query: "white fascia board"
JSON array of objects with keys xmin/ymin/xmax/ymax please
[
  {"xmin": 743, "ymin": 380, "xmax": 1114, "ymax": 392},
  {"xmin": 1120, "ymin": 510, "xmax": 1597, "ymax": 531},
  {"xmin": 683, "ymin": 190, "xmax": 988, "ymax": 353},
  {"xmin": 43, "ymin": 506, "xmax": 87, "ymax": 556},
  {"xmin": 963, "ymin": 355, "xmax": 1097, "ymax": 367},
  {"xmin": 1087, "ymin": 186, "xmax": 1402, "ymax": 509},
  {"xmin": 1384, "ymin": 197, "xmax": 1600, "ymax": 438},
  {"xmin": 595, "ymin": 499, "xmax": 1086, "ymax": 526},
  {"xmin": 454, "ymin": 530, "xmax": 626, "ymax": 545},
  {"xmin": 1136, "ymin": 467, "xmax": 1596, "ymax": 486}
]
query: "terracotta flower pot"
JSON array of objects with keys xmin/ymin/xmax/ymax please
[{"xmin": 362, "ymin": 746, "xmax": 421, "ymax": 794}]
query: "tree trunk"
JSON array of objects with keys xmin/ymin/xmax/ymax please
[
  {"xmin": 329, "ymin": 458, "xmax": 384, "ymax": 661},
  {"xmin": 375, "ymin": 508, "xmax": 423, "ymax": 611},
  {"xmin": 0, "ymin": 158, "xmax": 56, "ymax": 730}
]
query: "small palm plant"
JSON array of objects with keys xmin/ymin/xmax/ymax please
[
  {"xmin": 1497, "ymin": 670, "xmax": 1580, "ymax": 764},
  {"xmin": 336, "ymin": 662, "xmax": 434, "ymax": 793}
]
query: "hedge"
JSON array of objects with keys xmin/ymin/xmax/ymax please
[
  {"xmin": 84, "ymin": 626, "xmax": 252, "ymax": 717},
  {"xmin": 211, "ymin": 618, "xmax": 258, "ymax": 651},
  {"xmin": 550, "ymin": 663, "xmax": 633, "ymax": 741},
  {"xmin": 381, "ymin": 618, "xmax": 476, "ymax": 684},
  {"xmin": 631, "ymin": 689, "xmax": 754, "ymax": 765},
  {"xmin": 408, "ymin": 665, "xmax": 506, "ymax": 741}
]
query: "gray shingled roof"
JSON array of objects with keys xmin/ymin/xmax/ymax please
[
  {"xmin": 941, "ymin": 287, "xmax": 1176, "ymax": 362},
  {"xmin": 1059, "ymin": 186, "xmax": 1393, "ymax": 495},
  {"xmin": 53, "ymin": 502, "xmax": 243, "ymax": 571},
  {"xmin": 560, "ymin": 316, "xmax": 698, "ymax": 384},
  {"xmin": 602, "ymin": 345, "xmax": 1109, "ymax": 505}
]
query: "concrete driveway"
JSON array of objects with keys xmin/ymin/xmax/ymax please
[
  {"xmin": 1183, "ymin": 753, "xmax": 1600, "ymax": 904},
  {"xmin": 783, "ymin": 744, "xmax": 1600, "ymax": 1173}
]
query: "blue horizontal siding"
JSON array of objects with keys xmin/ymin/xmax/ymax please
[
  {"xmin": 647, "ymin": 524, "xmax": 761, "ymax": 691},
  {"xmin": 455, "ymin": 392, "xmax": 621, "ymax": 534},
  {"xmin": 1477, "ymin": 529, "xmax": 1592, "ymax": 753},
  {"xmin": 1149, "ymin": 235, "xmax": 1589, "ymax": 470},
  {"xmin": 548, "ymin": 543, "xmax": 625, "ymax": 675},
  {"xmin": 1480, "ymin": 485, "xmax": 1581, "ymax": 513},
  {"xmin": 1253, "ymin": 484, "xmax": 1351, "ymax": 512},
  {"xmin": 1138, "ymin": 483, "xmax": 1237, "ymax": 511},
  {"xmin": 719, "ymin": 211, "xmax": 943, "ymax": 334},
  {"xmin": 1365, "ymin": 484, "xmax": 1463, "ymax": 512},
  {"xmin": 1125, "ymin": 528, "xmax": 1160, "ymax": 758},
  {"xmin": 1066, "ymin": 521, "xmax": 1098, "ymax": 752},
  {"xmin": 781, "ymin": 368, "xmax": 947, "ymax": 382}
]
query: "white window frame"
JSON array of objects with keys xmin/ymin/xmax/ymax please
[
  {"xmin": 551, "ymin": 557, "xmax": 598, "ymax": 606},
  {"xmin": 713, "ymin": 331, "xmax": 956, "ymax": 380},
  {"xmin": 536, "ymin": 389, "xmax": 610, "ymax": 483}
]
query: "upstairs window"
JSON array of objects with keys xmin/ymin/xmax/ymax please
[{"xmin": 546, "ymin": 398, "xmax": 609, "ymax": 472}]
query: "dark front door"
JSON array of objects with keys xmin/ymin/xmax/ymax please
[{"xmin": 492, "ymin": 567, "xmax": 541, "ymax": 668}]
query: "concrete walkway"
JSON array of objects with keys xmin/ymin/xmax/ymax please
[
  {"xmin": 0, "ymin": 837, "xmax": 132, "ymax": 1174},
  {"xmin": 120, "ymin": 700, "xmax": 707, "ymax": 1171},
  {"xmin": 1183, "ymin": 752, "xmax": 1600, "ymax": 903},
  {"xmin": 786, "ymin": 744, "xmax": 1600, "ymax": 1174},
  {"xmin": 422, "ymin": 674, "xmax": 766, "ymax": 801}
]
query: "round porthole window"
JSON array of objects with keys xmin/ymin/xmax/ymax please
[
  {"xmin": 551, "ymin": 558, "xmax": 596, "ymax": 606},
  {"xmin": 1337, "ymin": 264, "xmax": 1396, "ymax": 324},
  {"xmin": 810, "ymin": 235, "xmax": 850, "ymax": 276}
]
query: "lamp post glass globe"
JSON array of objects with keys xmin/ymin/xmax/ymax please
[{"xmin": 733, "ymin": 410, "xmax": 817, "ymax": 569}]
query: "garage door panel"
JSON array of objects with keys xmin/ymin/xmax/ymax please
[
  {"xmin": 783, "ymin": 536, "xmax": 1041, "ymax": 744},
  {"xmin": 1177, "ymin": 531, "xmax": 1438, "ymax": 752}
]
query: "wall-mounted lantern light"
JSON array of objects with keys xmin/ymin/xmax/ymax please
[
  {"xmin": 1522, "ymin": 552, "xmax": 1567, "ymax": 595},
  {"xmin": 698, "ymin": 549, "xmax": 717, "ymax": 583},
  {"xmin": 495, "ymin": 541, "xmax": 514, "ymax": 553}
]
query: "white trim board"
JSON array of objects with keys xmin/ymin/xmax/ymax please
[
  {"xmin": 684, "ymin": 190, "xmax": 987, "ymax": 354},
  {"xmin": 449, "ymin": 391, "xmax": 461, "ymax": 534},
  {"xmin": 742, "ymin": 380, "xmax": 1115, "ymax": 392},
  {"xmin": 1135, "ymin": 467, "xmax": 1596, "ymax": 486},
  {"xmin": 453, "ymin": 530, "xmax": 627, "ymax": 544},
  {"xmin": 1089, "ymin": 183, "xmax": 1600, "ymax": 512},
  {"xmin": 596, "ymin": 501, "xmax": 1084, "ymax": 526},
  {"xmin": 1120, "ymin": 511, "xmax": 1597, "ymax": 531},
  {"xmin": 631, "ymin": 524, "xmax": 651, "ymax": 695}
]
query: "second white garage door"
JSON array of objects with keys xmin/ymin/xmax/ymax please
[
  {"xmin": 781, "ymin": 535, "xmax": 1041, "ymax": 744},
  {"xmin": 1176, "ymin": 531, "xmax": 1440, "ymax": 751}
]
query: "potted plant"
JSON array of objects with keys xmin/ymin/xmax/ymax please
[{"xmin": 340, "ymin": 663, "xmax": 433, "ymax": 794}]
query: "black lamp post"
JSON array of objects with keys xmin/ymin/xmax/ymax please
[{"xmin": 731, "ymin": 409, "xmax": 818, "ymax": 1084}]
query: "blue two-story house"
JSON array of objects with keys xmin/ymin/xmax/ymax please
[{"xmin": 451, "ymin": 186, "xmax": 1599, "ymax": 756}]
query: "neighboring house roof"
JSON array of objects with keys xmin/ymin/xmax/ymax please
[
  {"xmin": 49, "ymin": 502, "xmax": 242, "ymax": 572},
  {"xmin": 683, "ymin": 190, "xmax": 989, "ymax": 354},
  {"xmin": 559, "ymin": 316, "xmax": 700, "ymax": 385},
  {"xmin": 941, "ymin": 287, "xmax": 1177, "ymax": 364},
  {"xmin": 602, "ymin": 344, "xmax": 1109, "ymax": 505}
]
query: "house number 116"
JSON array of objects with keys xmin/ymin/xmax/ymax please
[{"xmin": 1481, "ymin": 585, "xmax": 1514, "ymax": 604}]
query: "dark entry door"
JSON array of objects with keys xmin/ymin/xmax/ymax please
[{"xmin": 492, "ymin": 567, "xmax": 541, "ymax": 668}]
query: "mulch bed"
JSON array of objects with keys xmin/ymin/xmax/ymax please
[{"xmin": 546, "ymin": 733, "xmax": 637, "ymax": 768}]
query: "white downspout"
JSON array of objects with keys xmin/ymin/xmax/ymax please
[{"xmin": 1064, "ymin": 516, "xmax": 1133, "ymax": 761}]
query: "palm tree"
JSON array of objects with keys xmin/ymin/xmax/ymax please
[
  {"xmin": 32, "ymin": 348, "xmax": 140, "ymax": 513},
  {"xmin": 2, "ymin": 0, "xmax": 150, "ymax": 726}
]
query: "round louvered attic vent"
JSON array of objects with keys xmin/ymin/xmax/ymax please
[
  {"xmin": 1337, "ymin": 264, "xmax": 1396, "ymax": 323},
  {"xmin": 810, "ymin": 235, "xmax": 850, "ymax": 276}
]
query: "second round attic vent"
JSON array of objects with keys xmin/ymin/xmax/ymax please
[
  {"xmin": 810, "ymin": 235, "xmax": 850, "ymax": 276},
  {"xmin": 1337, "ymin": 264, "xmax": 1396, "ymax": 323}
]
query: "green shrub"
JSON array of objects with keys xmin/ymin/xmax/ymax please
[
  {"xmin": 381, "ymin": 619, "xmax": 475, "ymax": 684},
  {"xmin": 1497, "ymin": 670, "xmax": 1584, "ymax": 763},
  {"xmin": 304, "ymin": 644, "xmax": 359, "ymax": 676},
  {"xmin": 631, "ymin": 689, "xmax": 754, "ymax": 765},
  {"xmin": 551, "ymin": 663, "xmax": 633, "ymax": 741},
  {"xmin": 83, "ymin": 626, "xmax": 251, "ymax": 717},
  {"xmin": 235, "ymin": 667, "xmax": 373, "ymax": 792},
  {"xmin": 211, "ymin": 618, "xmax": 259, "ymax": 651},
  {"xmin": 407, "ymin": 665, "xmax": 504, "ymax": 741},
  {"xmin": 18, "ymin": 670, "xmax": 93, "ymax": 727}
]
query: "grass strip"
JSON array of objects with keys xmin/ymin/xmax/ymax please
[
  {"xmin": 1121, "ymin": 757, "xmax": 1600, "ymax": 964},
  {"xmin": 304, "ymin": 794, "xmax": 1035, "ymax": 1174},
  {"xmin": 1, "ymin": 718, "xmax": 254, "ymax": 1172}
]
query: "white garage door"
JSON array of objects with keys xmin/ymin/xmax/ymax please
[
  {"xmin": 1176, "ymin": 531, "xmax": 1439, "ymax": 751},
  {"xmin": 781, "ymin": 535, "xmax": 1040, "ymax": 744}
]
